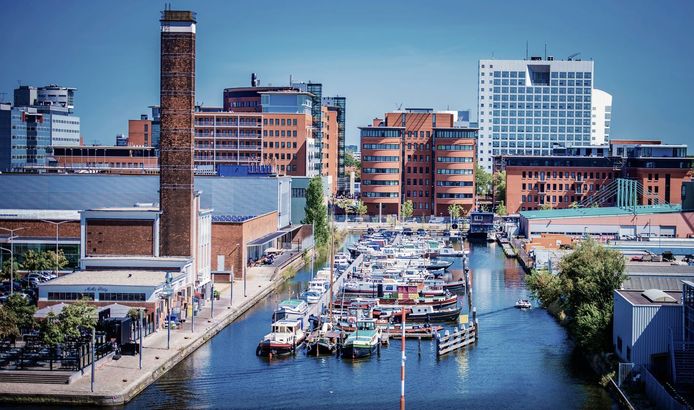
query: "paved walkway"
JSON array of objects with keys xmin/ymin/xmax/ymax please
[{"xmin": 0, "ymin": 270, "xmax": 286, "ymax": 405}]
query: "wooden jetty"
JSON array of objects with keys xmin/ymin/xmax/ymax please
[{"xmin": 435, "ymin": 324, "xmax": 478, "ymax": 356}]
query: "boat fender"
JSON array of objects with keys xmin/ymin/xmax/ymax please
[{"xmin": 255, "ymin": 346, "xmax": 261, "ymax": 356}]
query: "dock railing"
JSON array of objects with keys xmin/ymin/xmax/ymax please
[{"xmin": 434, "ymin": 323, "xmax": 477, "ymax": 357}]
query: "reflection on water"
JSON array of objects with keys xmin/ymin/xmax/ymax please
[{"xmin": 125, "ymin": 237, "xmax": 613, "ymax": 410}]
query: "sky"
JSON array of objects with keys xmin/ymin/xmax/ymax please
[{"xmin": 1, "ymin": 0, "xmax": 693, "ymax": 147}]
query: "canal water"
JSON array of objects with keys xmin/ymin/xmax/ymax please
[{"xmin": 126, "ymin": 238, "xmax": 614, "ymax": 409}]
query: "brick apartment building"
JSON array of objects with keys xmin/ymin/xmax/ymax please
[
  {"xmin": 127, "ymin": 115, "xmax": 153, "ymax": 146},
  {"xmin": 498, "ymin": 140, "xmax": 693, "ymax": 214},
  {"xmin": 360, "ymin": 109, "xmax": 477, "ymax": 217},
  {"xmin": 50, "ymin": 146, "xmax": 158, "ymax": 172}
]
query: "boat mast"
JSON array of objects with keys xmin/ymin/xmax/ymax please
[
  {"xmin": 311, "ymin": 221, "xmax": 315, "ymax": 279},
  {"xmin": 328, "ymin": 196, "xmax": 335, "ymax": 325}
]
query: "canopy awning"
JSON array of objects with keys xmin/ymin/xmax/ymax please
[{"xmin": 247, "ymin": 230, "xmax": 287, "ymax": 247}]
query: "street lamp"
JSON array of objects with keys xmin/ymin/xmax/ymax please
[
  {"xmin": 160, "ymin": 272, "xmax": 174, "ymax": 350},
  {"xmin": 0, "ymin": 227, "xmax": 25, "ymax": 296},
  {"xmin": 41, "ymin": 220, "xmax": 69, "ymax": 275}
]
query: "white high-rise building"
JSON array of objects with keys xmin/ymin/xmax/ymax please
[
  {"xmin": 477, "ymin": 57, "xmax": 610, "ymax": 171},
  {"xmin": 591, "ymin": 89, "xmax": 612, "ymax": 145}
]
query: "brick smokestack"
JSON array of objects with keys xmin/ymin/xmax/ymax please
[{"xmin": 159, "ymin": 10, "xmax": 196, "ymax": 257}]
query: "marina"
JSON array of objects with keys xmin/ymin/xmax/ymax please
[{"xmin": 125, "ymin": 234, "xmax": 615, "ymax": 409}]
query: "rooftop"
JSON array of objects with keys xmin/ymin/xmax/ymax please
[
  {"xmin": 616, "ymin": 289, "xmax": 682, "ymax": 306},
  {"xmin": 0, "ymin": 209, "xmax": 80, "ymax": 221},
  {"xmin": 42, "ymin": 270, "xmax": 173, "ymax": 287},
  {"xmin": 521, "ymin": 204, "xmax": 683, "ymax": 220}
]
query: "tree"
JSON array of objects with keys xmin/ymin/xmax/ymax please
[
  {"xmin": 492, "ymin": 170, "xmax": 506, "ymax": 202},
  {"xmin": 21, "ymin": 249, "xmax": 52, "ymax": 272},
  {"xmin": 400, "ymin": 200, "xmax": 414, "ymax": 221},
  {"xmin": 4, "ymin": 293, "xmax": 36, "ymax": 333},
  {"xmin": 539, "ymin": 203, "xmax": 552, "ymax": 210},
  {"xmin": 43, "ymin": 250, "xmax": 69, "ymax": 272},
  {"xmin": 496, "ymin": 201, "xmax": 507, "ymax": 216},
  {"xmin": 302, "ymin": 176, "xmax": 329, "ymax": 246},
  {"xmin": 335, "ymin": 198, "xmax": 353, "ymax": 222},
  {"xmin": 475, "ymin": 165, "xmax": 492, "ymax": 196},
  {"xmin": 57, "ymin": 299, "xmax": 97, "ymax": 340},
  {"xmin": 355, "ymin": 200, "xmax": 368, "ymax": 217},
  {"xmin": 344, "ymin": 152, "xmax": 361, "ymax": 169},
  {"xmin": 569, "ymin": 201, "xmax": 580, "ymax": 209},
  {"xmin": 0, "ymin": 306, "xmax": 20, "ymax": 340},
  {"xmin": 41, "ymin": 313, "xmax": 64, "ymax": 346},
  {"xmin": 448, "ymin": 204, "xmax": 462, "ymax": 221},
  {"xmin": 526, "ymin": 239, "xmax": 626, "ymax": 352},
  {"xmin": 1, "ymin": 259, "xmax": 20, "ymax": 280}
]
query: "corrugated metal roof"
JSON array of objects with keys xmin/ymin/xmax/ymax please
[
  {"xmin": 623, "ymin": 276, "xmax": 694, "ymax": 291},
  {"xmin": 520, "ymin": 204, "xmax": 682, "ymax": 220}
]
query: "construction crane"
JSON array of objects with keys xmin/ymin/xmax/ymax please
[{"xmin": 567, "ymin": 52, "xmax": 581, "ymax": 61}]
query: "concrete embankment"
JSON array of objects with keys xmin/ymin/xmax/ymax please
[{"xmin": 0, "ymin": 251, "xmax": 310, "ymax": 406}]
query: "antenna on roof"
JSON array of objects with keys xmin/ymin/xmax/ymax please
[
  {"xmin": 525, "ymin": 40, "xmax": 528, "ymax": 60},
  {"xmin": 544, "ymin": 42, "xmax": 547, "ymax": 60}
]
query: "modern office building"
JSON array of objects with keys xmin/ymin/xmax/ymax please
[
  {"xmin": 360, "ymin": 109, "xmax": 477, "ymax": 217},
  {"xmin": 477, "ymin": 57, "xmax": 611, "ymax": 170},
  {"xmin": 591, "ymin": 89, "xmax": 612, "ymax": 145},
  {"xmin": 322, "ymin": 96, "xmax": 347, "ymax": 190},
  {"xmin": 498, "ymin": 140, "xmax": 692, "ymax": 213},
  {"xmin": 292, "ymin": 81, "xmax": 323, "ymax": 174}
]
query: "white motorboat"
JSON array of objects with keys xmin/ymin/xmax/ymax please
[
  {"xmin": 438, "ymin": 247, "xmax": 465, "ymax": 257},
  {"xmin": 515, "ymin": 299, "xmax": 532, "ymax": 309}
]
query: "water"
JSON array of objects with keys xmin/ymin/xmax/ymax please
[{"xmin": 126, "ymin": 239, "xmax": 614, "ymax": 409}]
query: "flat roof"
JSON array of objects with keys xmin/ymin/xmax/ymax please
[
  {"xmin": 616, "ymin": 289, "xmax": 682, "ymax": 306},
  {"xmin": 626, "ymin": 263, "xmax": 694, "ymax": 275},
  {"xmin": 521, "ymin": 204, "xmax": 683, "ymax": 220},
  {"xmin": 0, "ymin": 209, "xmax": 80, "ymax": 221},
  {"xmin": 43, "ymin": 270, "xmax": 171, "ymax": 287}
]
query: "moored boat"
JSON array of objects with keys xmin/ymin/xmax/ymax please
[
  {"xmin": 341, "ymin": 319, "xmax": 380, "ymax": 359},
  {"xmin": 256, "ymin": 319, "xmax": 306, "ymax": 357},
  {"xmin": 515, "ymin": 299, "xmax": 532, "ymax": 309}
]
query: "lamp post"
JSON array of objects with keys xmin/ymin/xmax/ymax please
[
  {"xmin": 0, "ymin": 227, "xmax": 25, "ymax": 296},
  {"xmin": 160, "ymin": 272, "xmax": 174, "ymax": 350},
  {"xmin": 138, "ymin": 307, "xmax": 144, "ymax": 370},
  {"xmin": 230, "ymin": 243, "xmax": 240, "ymax": 307},
  {"xmin": 41, "ymin": 220, "xmax": 69, "ymax": 275}
]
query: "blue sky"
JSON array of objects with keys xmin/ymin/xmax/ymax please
[{"xmin": 1, "ymin": 0, "xmax": 693, "ymax": 147}]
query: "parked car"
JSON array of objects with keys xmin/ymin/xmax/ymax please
[
  {"xmin": 429, "ymin": 216, "xmax": 444, "ymax": 224},
  {"xmin": 417, "ymin": 228, "xmax": 426, "ymax": 236},
  {"xmin": 403, "ymin": 228, "xmax": 413, "ymax": 236},
  {"xmin": 1, "ymin": 280, "xmax": 22, "ymax": 292},
  {"xmin": 27, "ymin": 272, "xmax": 51, "ymax": 282}
]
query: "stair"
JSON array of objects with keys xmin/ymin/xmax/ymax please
[
  {"xmin": 0, "ymin": 370, "xmax": 73, "ymax": 384},
  {"xmin": 674, "ymin": 349, "xmax": 694, "ymax": 384}
]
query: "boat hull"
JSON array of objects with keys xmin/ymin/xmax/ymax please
[
  {"xmin": 256, "ymin": 341, "xmax": 299, "ymax": 357},
  {"xmin": 341, "ymin": 343, "xmax": 377, "ymax": 359},
  {"xmin": 306, "ymin": 340, "xmax": 336, "ymax": 356}
]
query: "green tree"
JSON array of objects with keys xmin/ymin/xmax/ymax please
[
  {"xmin": 4, "ymin": 294, "xmax": 37, "ymax": 332},
  {"xmin": 400, "ymin": 200, "xmax": 414, "ymax": 221},
  {"xmin": 492, "ymin": 170, "xmax": 506, "ymax": 202},
  {"xmin": 58, "ymin": 299, "xmax": 97, "ymax": 340},
  {"xmin": 21, "ymin": 250, "xmax": 51, "ymax": 272},
  {"xmin": 0, "ymin": 306, "xmax": 20, "ymax": 340},
  {"xmin": 43, "ymin": 250, "xmax": 69, "ymax": 272},
  {"xmin": 355, "ymin": 200, "xmax": 368, "ymax": 217},
  {"xmin": 539, "ymin": 203, "xmax": 552, "ymax": 210},
  {"xmin": 569, "ymin": 201, "xmax": 580, "ymax": 209},
  {"xmin": 344, "ymin": 152, "xmax": 361, "ymax": 169},
  {"xmin": 302, "ymin": 176, "xmax": 329, "ymax": 246},
  {"xmin": 448, "ymin": 204, "xmax": 462, "ymax": 221},
  {"xmin": 335, "ymin": 198, "xmax": 352, "ymax": 222},
  {"xmin": 41, "ymin": 313, "xmax": 64, "ymax": 346},
  {"xmin": 526, "ymin": 239, "xmax": 626, "ymax": 352},
  {"xmin": 475, "ymin": 165, "xmax": 492, "ymax": 196},
  {"xmin": 1, "ymin": 259, "xmax": 21, "ymax": 280},
  {"xmin": 496, "ymin": 201, "xmax": 508, "ymax": 216}
]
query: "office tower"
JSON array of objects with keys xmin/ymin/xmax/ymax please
[
  {"xmin": 477, "ymin": 57, "xmax": 610, "ymax": 171},
  {"xmin": 360, "ymin": 109, "xmax": 477, "ymax": 217},
  {"xmin": 159, "ymin": 9, "xmax": 196, "ymax": 257},
  {"xmin": 322, "ymin": 96, "xmax": 346, "ymax": 189},
  {"xmin": 292, "ymin": 81, "xmax": 323, "ymax": 174},
  {"xmin": 591, "ymin": 89, "xmax": 612, "ymax": 145}
]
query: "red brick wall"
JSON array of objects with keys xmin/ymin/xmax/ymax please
[
  {"xmin": 85, "ymin": 220, "xmax": 154, "ymax": 256},
  {"xmin": 262, "ymin": 113, "xmax": 312, "ymax": 176},
  {"xmin": 0, "ymin": 220, "xmax": 80, "ymax": 239},
  {"xmin": 128, "ymin": 119, "xmax": 153, "ymax": 146},
  {"xmin": 211, "ymin": 212, "xmax": 277, "ymax": 278}
]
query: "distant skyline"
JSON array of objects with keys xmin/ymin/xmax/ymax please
[{"xmin": 1, "ymin": 0, "xmax": 693, "ymax": 147}]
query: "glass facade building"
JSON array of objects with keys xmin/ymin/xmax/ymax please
[{"xmin": 477, "ymin": 58, "xmax": 609, "ymax": 171}]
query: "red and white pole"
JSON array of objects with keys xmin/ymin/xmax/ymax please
[{"xmin": 400, "ymin": 308, "xmax": 406, "ymax": 410}]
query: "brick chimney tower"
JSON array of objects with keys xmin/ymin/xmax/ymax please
[{"xmin": 159, "ymin": 9, "xmax": 196, "ymax": 257}]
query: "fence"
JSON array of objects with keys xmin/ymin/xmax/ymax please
[{"xmin": 640, "ymin": 366, "xmax": 689, "ymax": 410}]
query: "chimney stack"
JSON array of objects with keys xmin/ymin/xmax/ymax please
[{"xmin": 159, "ymin": 9, "xmax": 197, "ymax": 257}]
